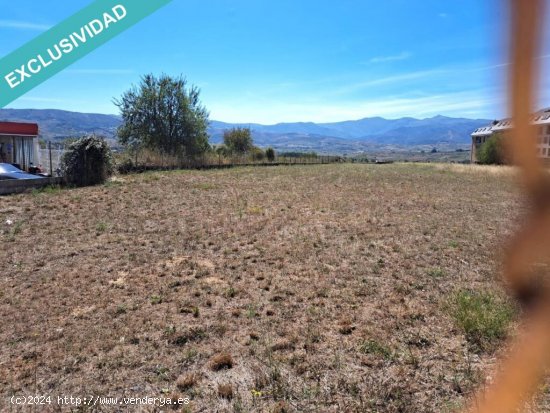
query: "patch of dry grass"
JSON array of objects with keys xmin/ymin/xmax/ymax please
[
  {"xmin": 217, "ymin": 383, "xmax": 234, "ymax": 399},
  {"xmin": 209, "ymin": 352, "xmax": 234, "ymax": 371},
  {"xmin": 1, "ymin": 163, "xmax": 541, "ymax": 412},
  {"xmin": 432, "ymin": 162, "xmax": 518, "ymax": 176}
]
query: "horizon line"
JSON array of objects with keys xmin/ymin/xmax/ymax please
[{"xmin": 1, "ymin": 107, "xmax": 498, "ymax": 125}]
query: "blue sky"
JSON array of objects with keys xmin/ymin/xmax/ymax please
[{"xmin": 1, "ymin": 0, "xmax": 549, "ymax": 123}]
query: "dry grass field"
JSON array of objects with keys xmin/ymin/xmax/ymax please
[{"xmin": 0, "ymin": 163, "xmax": 544, "ymax": 412}]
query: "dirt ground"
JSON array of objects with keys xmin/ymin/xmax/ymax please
[{"xmin": 0, "ymin": 163, "xmax": 542, "ymax": 412}]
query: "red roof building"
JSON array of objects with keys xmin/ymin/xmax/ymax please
[{"xmin": 0, "ymin": 121, "xmax": 40, "ymax": 170}]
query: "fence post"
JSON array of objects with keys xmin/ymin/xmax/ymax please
[{"xmin": 48, "ymin": 141, "xmax": 53, "ymax": 176}]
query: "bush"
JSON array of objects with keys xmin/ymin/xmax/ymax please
[
  {"xmin": 223, "ymin": 128, "xmax": 253, "ymax": 154},
  {"xmin": 265, "ymin": 147, "xmax": 275, "ymax": 162},
  {"xmin": 61, "ymin": 135, "xmax": 113, "ymax": 186},
  {"xmin": 251, "ymin": 146, "xmax": 265, "ymax": 161},
  {"xmin": 477, "ymin": 133, "xmax": 506, "ymax": 165},
  {"xmin": 447, "ymin": 289, "xmax": 515, "ymax": 351},
  {"xmin": 215, "ymin": 145, "xmax": 229, "ymax": 156},
  {"xmin": 117, "ymin": 158, "xmax": 134, "ymax": 174}
]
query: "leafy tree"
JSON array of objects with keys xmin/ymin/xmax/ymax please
[
  {"xmin": 477, "ymin": 133, "xmax": 506, "ymax": 165},
  {"xmin": 115, "ymin": 74, "xmax": 210, "ymax": 158},
  {"xmin": 223, "ymin": 127, "xmax": 253, "ymax": 154},
  {"xmin": 61, "ymin": 135, "xmax": 113, "ymax": 186},
  {"xmin": 265, "ymin": 147, "xmax": 275, "ymax": 162}
]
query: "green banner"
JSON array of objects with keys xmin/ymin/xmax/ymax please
[{"xmin": 0, "ymin": 0, "xmax": 172, "ymax": 107}]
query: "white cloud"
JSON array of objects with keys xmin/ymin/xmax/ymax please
[
  {"xmin": 17, "ymin": 97, "xmax": 67, "ymax": 103},
  {"xmin": 331, "ymin": 69, "xmax": 445, "ymax": 95},
  {"xmin": 0, "ymin": 20, "xmax": 52, "ymax": 31},
  {"xmin": 208, "ymin": 90, "xmax": 503, "ymax": 124},
  {"xmin": 368, "ymin": 51, "xmax": 412, "ymax": 64},
  {"xmin": 15, "ymin": 96, "xmax": 87, "ymax": 105},
  {"xmin": 65, "ymin": 69, "xmax": 135, "ymax": 75}
]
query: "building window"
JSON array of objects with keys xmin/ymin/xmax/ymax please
[
  {"xmin": 539, "ymin": 126, "xmax": 544, "ymax": 135},
  {"xmin": 546, "ymin": 125, "xmax": 550, "ymax": 135}
]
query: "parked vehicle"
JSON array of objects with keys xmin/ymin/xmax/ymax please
[
  {"xmin": 28, "ymin": 164, "xmax": 51, "ymax": 177},
  {"xmin": 0, "ymin": 163, "xmax": 46, "ymax": 180}
]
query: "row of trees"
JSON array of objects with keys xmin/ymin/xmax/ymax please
[{"xmin": 60, "ymin": 74, "xmax": 277, "ymax": 186}]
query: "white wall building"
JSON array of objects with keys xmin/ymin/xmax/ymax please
[{"xmin": 471, "ymin": 108, "xmax": 550, "ymax": 162}]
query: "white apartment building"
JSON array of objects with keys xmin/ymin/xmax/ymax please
[{"xmin": 471, "ymin": 108, "xmax": 550, "ymax": 162}]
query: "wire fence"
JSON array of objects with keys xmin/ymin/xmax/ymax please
[
  {"xmin": 36, "ymin": 141, "xmax": 68, "ymax": 177},
  {"xmin": 465, "ymin": 1, "xmax": 550, "ymax": 412},
  {"xmin": 115, "ymin": 152, "xmax": 347, "ymax": 174}
]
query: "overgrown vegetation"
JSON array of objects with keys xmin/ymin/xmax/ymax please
[
  {"xmin": 447, "ymin": 289, "xmax": 516, "ymax": 351},
  {"xmin": 61, "ymin": 135, "xmax": 113, "ymax": 186},
  {"xmin": 477, "ymin": 132, "xmax": 507, "ymax": 165}
]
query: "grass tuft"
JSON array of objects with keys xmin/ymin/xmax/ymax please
[
  {"xmin": 176, "ymin": 373, "xmax": 200, "ymax": 390},
  {"xmin": 217, "ymin": 383, "xmax": 234, "ymax": 399},
  {"xmin": 447, "ymin": 289, "xmax": 515, "ymax": 351},
  {"xmin": 209, "ymin": 352, "xmax": 234, "ymax": 371},
  {"xmin": 358, "ymin": 339, "xmax": 393, "ymax": 360},
  {"xmin": 427, "ymin": 267, "xmax": 445, "ymax": 278}
]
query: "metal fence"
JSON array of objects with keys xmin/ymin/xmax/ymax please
[
  {"xmin": 116, "ymin": 153, "xmax": 346, "ymax": 174},
  {"xmin": 38, "ymin": 142, "xmax": 67, "ymax": 177}
]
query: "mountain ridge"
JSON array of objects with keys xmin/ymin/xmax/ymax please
[{"xmin": 0, "ymin": 108, "xmax": 491, "ymax": 153}]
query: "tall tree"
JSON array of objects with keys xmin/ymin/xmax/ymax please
[{"xmin": 115, "ymin": 74, "xmax": 210, "ymax": 157}]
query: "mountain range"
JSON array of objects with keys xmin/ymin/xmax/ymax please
[{"xmin": 0, "ymin": 108, "xmax": 491, "ymax": 153}]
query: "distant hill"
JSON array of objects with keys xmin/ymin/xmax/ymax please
[
  {"xmin": 0, "ymin": 109, "xmax": 121, "ymax": 142},
  {"xmin": 0, "ymin": 108, "xmax": 491, "ymax": 153}
]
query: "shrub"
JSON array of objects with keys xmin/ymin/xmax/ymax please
[
  {"xmin": 266, "ymin": 147, "xmax": 275, "ymax": 162},
  {"xmin": 447, "ymin": 289, "xmax": 515, "ymax": 351},
  {"xmin": 61, "ymin": 135, "xmax": 113, "ymax": 186},
  {"xmin": 251, "ymin": 146, "xmax": 265, "ymax": 161},
  {"xmin": 477, "ymin": 132, "xmax": 506, "ymax": 165},
  {"xmin": 117, "ymin": 158, "xmax": 134, "ymax": 174}
]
